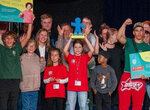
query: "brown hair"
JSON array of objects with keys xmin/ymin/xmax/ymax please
[
  {"xmin": 106, "ymin": 28, "xmax": 117, "ymax": 40},
  {"xmin": 2, "ymin": 31, "xmax": 18, "ymax": 46},
  {"xmin": 40, "ymin": 14, "xmax": 52, "ymax": 21},
  {"xmin": 35, "ymin": 28, "xmax": 51, "ymax": 52},
  {"xmin": 47, "ymin": 48, "xmax": 62, "ymax": 67},
  {"xmin": 99, "ymin": 23, "xmax": 109, "ymax": 34},
  {"xmin": 25, "ymin": 2, "xmax": 33, "ymax": 9},
  {"xmin": 73, "ymin": 39, "xmax": 84, "ymax": 47},
  {"xmin": 143, "ymin": 20, "xmax": 150, "ymax": 26}
]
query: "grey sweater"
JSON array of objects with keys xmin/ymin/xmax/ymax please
[{"xmin": 91, "ymin": 65, "xmax": 117, "ymax": 94}]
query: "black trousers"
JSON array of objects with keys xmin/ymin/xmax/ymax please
[
  {"xmin": 46, "ymin": 97, "xmax": 65, "ymax": 110},
  {"xmin": 95, "ymin": 92, "xmax": 111, "ymax": 110},
  {"xmin": 0, "ymin": 79, "xmax": 20, "ymax": 110}
]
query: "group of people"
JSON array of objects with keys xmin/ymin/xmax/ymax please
[{"xmin": 0, "ymin": 13, "xmax": 150, "ymax": 110}]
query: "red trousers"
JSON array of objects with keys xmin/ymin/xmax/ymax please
[{"xmin": 118, "ymin": 72, "xmax": 145, "ymax": 110}]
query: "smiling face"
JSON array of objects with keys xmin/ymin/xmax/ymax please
[
  {"xmin": 62, "ymin": 25, "xmax": 73, "ymax": 39},
  {"xmin": 50, "ymin": 50, "xmax": 60, "ymax": 64},
  {"xmin": 73, "ymin": 43, "xmax": 83, "ymax": 56},
  {"xmin": 4, "ymin": 35, "xmax": 15, "ymax": 48},
  {"xmin": 39, "ymin": 31, "xmax": 48, "ymax": 44},
  {"xmin": 26, "ymin": 41, "xmax": 36, "ymax": 54}
]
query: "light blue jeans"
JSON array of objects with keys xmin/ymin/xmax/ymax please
[
  {"xmin": 66, "ymin": 91, "xmax": 89, "ymax": 110},
  {"xmin": 21, "ymin": 91, "xmax": 38, "ymax": 110}
]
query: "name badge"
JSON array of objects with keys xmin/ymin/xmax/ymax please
[
  {"xmin": 53, "ymin": 84, "xmax": 59, "ymax": 89},
  {"xmin": 75, "ymin": 80, "xmax": 81, "ymax": 86}
]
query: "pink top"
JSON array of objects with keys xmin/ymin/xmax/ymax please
[{"xmin": 19, "ymin": 10, "xmax": 34, "ymax": 23}]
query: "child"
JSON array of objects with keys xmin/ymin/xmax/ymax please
[
  {"xmin": 0, "ymin": 24, "xmax": 32, "ymax": 110},
  {"xmin": 43, "ymin": 48, "xmax": 68, "ymax": 110},
  {"xmin": 63, "ymin": 35, "xmax": 94, "ymax": 110},
  {"xmin": 20, "ymin": 40, "xmax": 46, "ymax": 110},
  {"xmin": 91, "ymin": 51, "xmax": 117, "ymax": 110},
  {"xmin": 19, "ymin": 2, "xmax": 35, "ymax": 23}
]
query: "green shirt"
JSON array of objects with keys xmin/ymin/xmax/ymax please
[
  {"xmin": 124, "ymin": 38, "xmax": 150, "ymax": 72},
  {"xmin": 0, "ymin": 42, "xmax": 22, "ymax": 79}
]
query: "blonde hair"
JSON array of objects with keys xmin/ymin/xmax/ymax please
[
  {"xmin": 26, "ymin": 39, "xmax": 37, "ymax": 49},
  {"xmin": 106, "ymin": 28, "xmax": 117, "ymax": 40},
  {"xmin": 40, "ymin": 14, "xmax": 52, "ymax": 21},
  {"xmin": 47, "ymin": 48, "xmax": 62, "ymax": 67},
  {"xmin": 35, "ymin": 28, "xmax": 51, "ymax": 51}
]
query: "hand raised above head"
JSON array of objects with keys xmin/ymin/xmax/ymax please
[
  {"xmin": 124, "ymin": 18, "xmax": 132, "ymax": 25},
  {"xmin": 57, "ymin": 25, "xmax": 64, "ymax": 36}
]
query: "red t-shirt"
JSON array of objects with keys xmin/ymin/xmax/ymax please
[
  {"xmin": 65, "ymin": 53, "xmax": 92, "ymax": 91},
  {"xmin": 44, "ymin": 64, "xmax": 68, "ymax": 98}
]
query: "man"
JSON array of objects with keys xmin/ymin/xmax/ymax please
[
  {"xmin": 117, "ymin": 18, "xmax": 150, "ymax": 110},
  {"xmin": 40, "ymin": 13, "xmax": 55, "ymax": 47},
  {"xmin": 56, "ymin": 22, "xmax": 73, "ymax": 69}
]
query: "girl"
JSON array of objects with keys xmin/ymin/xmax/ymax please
[
  {"xmin": 63, "ymin": 35, "xmax": 94, "ymax": 110},
  {"xmin": 20, "ymin": 40, "xmax": 46, "ymax": 110},
  {"xmin": 35, "ymin": 28, "xmax": 51, "ymax": 109},
  {"xmin": 43, "ymin": 48, "xmax": 68, "ymax": 110}
]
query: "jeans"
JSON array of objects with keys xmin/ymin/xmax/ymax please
[
  {"xmin": 66, "ymin": 91, "xmax": 88, "ymax": 110},
  {"xmin": 21, "ymin": 91, "xmax": 38, "ymax": 110}
]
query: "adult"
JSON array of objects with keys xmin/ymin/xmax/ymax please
[
  {"xmin": 117, "ymin": 18, "xmax": 150, "ymax": 110},
  {"xmin": 40, "ymin": 13, "xmax": 55, "ymax": 47}
]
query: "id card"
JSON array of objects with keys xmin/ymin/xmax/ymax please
[
  {"xmin": 75, "ymin": 80, "xmax": 81, "ymax": 86},
  {"xmin": 53, "ymin": 84, "xmax": 59, "ymax": 89}
]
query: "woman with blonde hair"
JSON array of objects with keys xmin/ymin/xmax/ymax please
[{"xmin": 35, "ymin": 28, "xmax": 51, "ymax": 110}]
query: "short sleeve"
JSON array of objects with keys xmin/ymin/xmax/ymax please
[
  {"xmin": 62, "ymin": 66, "xmax": 68, "ymax": 78},
  {"xmin": 43, "ymin": 67, "xmax": 49, "ymax": 79},
  {"xmin": 15, "ymin": 41, "xmax": 23, "ymax": 55},
  {"xmin": 85, "ymin": 53, "xmax": 93, "ymax": 62}
]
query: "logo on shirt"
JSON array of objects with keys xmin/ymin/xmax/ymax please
[
  {"xmin": 97, "ymin": 73, "xmax": 110, "ymax": 89},
  {"xmin": 49, "ymin": 71, "xmax": 53, "ymax": 75},
  {"xmin": 121, "ymin": 78, "xmax": 143, "ymax": 91},
  {"xmin": 12, "ymin": 50, "xmax": 16, "ymax": 56},
  {"xmin": 71, "ymin": 59, "xmax": 75, "ymax": 64}
]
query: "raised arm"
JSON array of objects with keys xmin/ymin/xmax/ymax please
[
  {"xmin": 84, "ymin": 34, "xmax": 94, "ymax": 57},
  {"xmin": 117, "ymin": 18, "xmax": 132, "ymax": 44},
  {"xmin": 94, "ymin": 30, "xmax": 99, "ymax": 54},
  {"xmin": 21, "ymin": 24, "xmax": 32, "ymax": 48},
  {"xmin": 63, "ymin": 36, "xmax": 72, "ymax": 57}
]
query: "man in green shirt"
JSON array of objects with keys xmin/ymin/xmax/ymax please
[
  {"xmin": 117, "ymin": 19, "xmax": 150, "ymax": 110},
  {"xmin": 0, "ymin": 24, "xmax": 32, "ymax": 110}
]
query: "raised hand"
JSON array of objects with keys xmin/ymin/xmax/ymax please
[
  {"xmin": 124, "ymin": 18, "xmax": 132, "ymax": 26},
  {"xmin": 99, "ymin": 42, "xmax": 107, "ymax": 51},
  {"xmin": 57, "ymin": 25, "xmax": 64, "ymax": 36}
]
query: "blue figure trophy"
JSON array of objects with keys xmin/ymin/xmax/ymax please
[{"xmin": 71, "ymin": 17, "xmax": 85, "ymax": 38}]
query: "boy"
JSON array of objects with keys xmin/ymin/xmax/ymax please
[
  {"xmin": 91, "ymin": 51, "xmax": 117, "ymax": 110},
  {"xmin": 0, "ymin": 24, "xmax": 32, "ymax": 110}
]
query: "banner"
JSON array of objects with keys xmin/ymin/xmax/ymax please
[
  {"xmin": 0, "ymin": 0, "xmax": 34, "ymax": 23},
  {"xmin": 129, "ymin": 51, "xmax": 150, "ymax": 79}
]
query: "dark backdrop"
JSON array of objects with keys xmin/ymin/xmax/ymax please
[
  {"xmin": 103, "ymin": 0, "xmax": 150, "ymax": 37},
  {"xmin": 33, "ymin": 0, "xmax": 150, "ymax": 39},
  {"xmin": 33, "ymin": 0, "xmax": 104, "ymax": 40}
]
